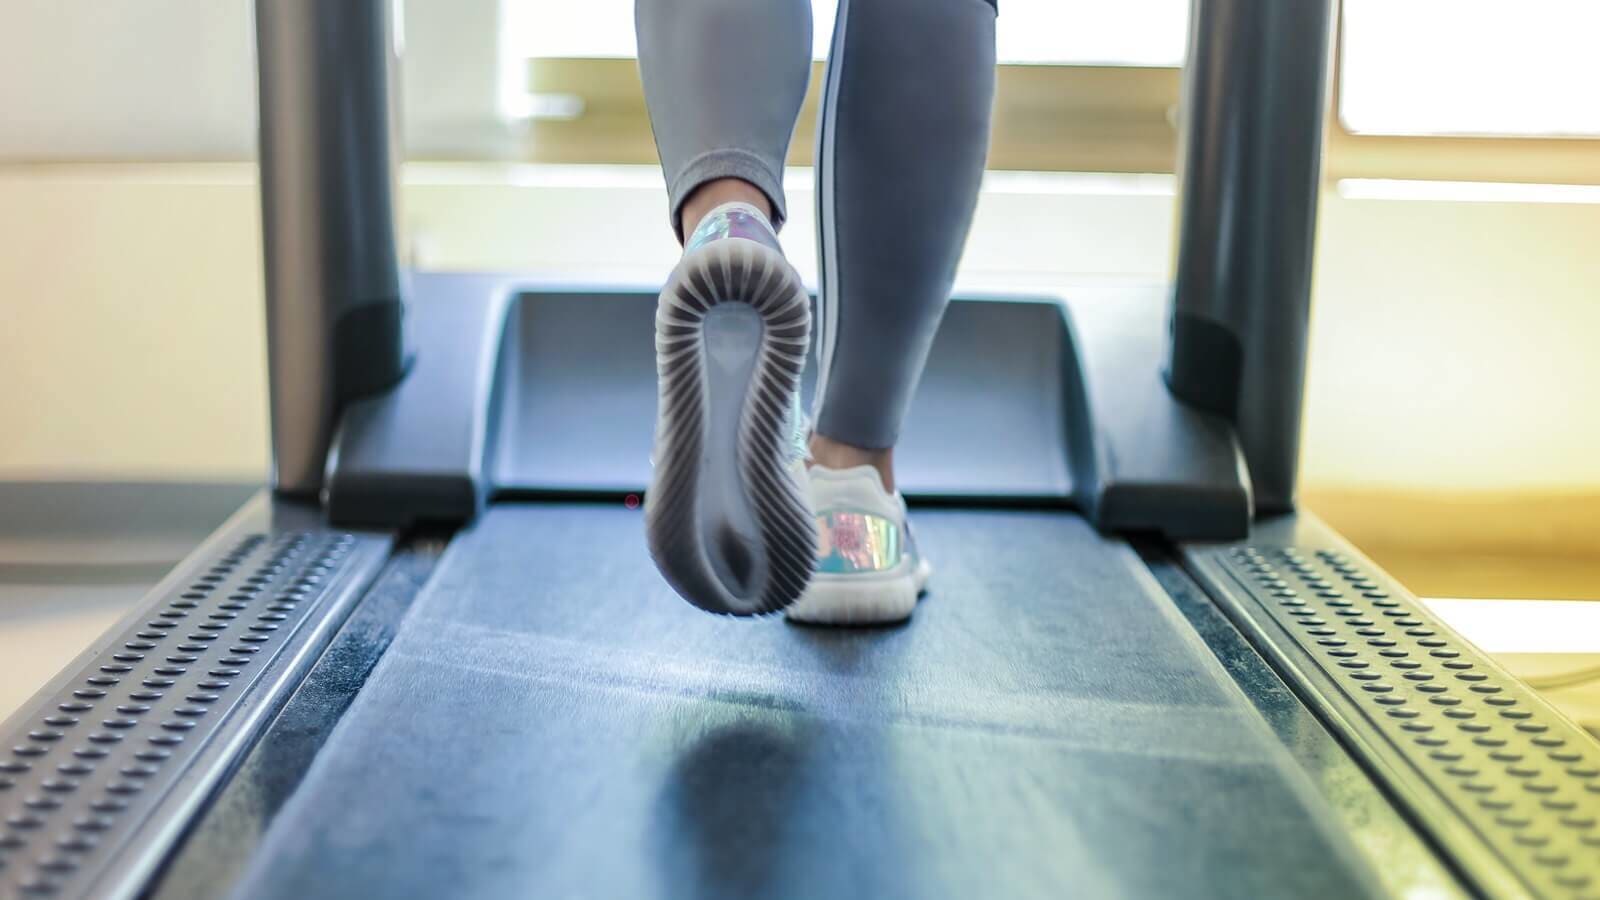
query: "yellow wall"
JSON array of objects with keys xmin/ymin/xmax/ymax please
[
  {"xmin": 2, "ymin": 163, "xmax": 1597, "ymax": 500},
  {"xmin": 1307, "ymin": 189, "xmax": 1600, "ymax": 490},
  {"xmin": 0, "ymin": 167, "xmax": 267, "ymax": 479}
]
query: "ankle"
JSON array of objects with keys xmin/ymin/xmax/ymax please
[
  {"xmin": 680, "ymin": 178, "xmax": 773, "ymax": 241},
  {"xmin": 809, "ymin": 434, "xmax": 896, "ymax": 492}
]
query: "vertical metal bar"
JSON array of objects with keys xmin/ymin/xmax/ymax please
[
  {"xmin": 256, "ymin": 0, "xmax": 406, "ymax": 497},
  {"xmin": 1166, "ymin": 0, "xmax": 1337, "ymax": 514}
]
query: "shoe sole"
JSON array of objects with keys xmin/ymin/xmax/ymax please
[
  {"xmin": 785, "ymin": 560, "xmax": 930, "ymax": 626},
  {"xmin": 646, "ymin": 237, "xmax": 817, "ymax": 616}
]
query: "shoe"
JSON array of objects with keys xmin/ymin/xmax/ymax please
[
  {"xmin": 645, "ymin": 201, "xmax": 818, "ymax": 616},
  {"xmin": 786, "ymin": 464, "xmax": 931, "ymax": 625}
]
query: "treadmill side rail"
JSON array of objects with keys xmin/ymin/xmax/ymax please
[
  {"xmin": 1167, "ymin": 0, "xmax": 1337, "ymax": 514},
  {"xmin": 1184, "ymin": 514, "xmax": 1600, "ymax": 899},
  {"xmin": 257, "ymin": 0, "xmax": 408, "ymax": 497},
  {"xmin": 0, "ymin": 494, "xmax": 392, "ymax": 899}
]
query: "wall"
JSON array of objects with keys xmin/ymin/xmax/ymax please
[
  {"xmin": 0, "ymin": 0, "xmax": 508, "ymax": 162},
  {"xmin": 2, "ymin": 163, "xmax": 1597, "ymax": 500},
  {"xmin": 3, "ymin": 1, "xmax": 1595, "ymax": 497}
]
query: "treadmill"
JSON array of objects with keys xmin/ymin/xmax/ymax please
[{"xmin": 3, "ymin": 1, "xmax": 1598, "ymax": 897}]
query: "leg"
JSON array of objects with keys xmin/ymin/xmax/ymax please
[
  {"xmin": 638, "ymin": 0, "xmax": 820, "ymax": 616},
  {"xmin": 636, "ymin": 0, "xmax": 813, "ymax": 240},
  {"xmin": 789, "ymin": 0, "xmax": 996, "ymax": 625},
  {"xmin": 810, "ymin": 0, "xmax": 998, "ymax": 490}
]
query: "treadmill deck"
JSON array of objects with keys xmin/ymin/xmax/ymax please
[{"xmin": 229, "ymin": 505, "xmax": 1377, "ymax": 899}]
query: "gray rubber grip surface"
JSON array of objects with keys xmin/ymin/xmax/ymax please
[{"xmin": 230, "ymin": 505, "xmax": 1378, "ymax": 899}]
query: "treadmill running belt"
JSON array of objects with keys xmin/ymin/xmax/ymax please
[{"xmin": 230, "ymin": 505, "xmax": 1380, "ymax": 899}]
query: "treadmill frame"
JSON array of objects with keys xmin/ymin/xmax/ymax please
[{"xmin": 4, "ymin": 0, "xmax": 1599, "ymax": 896}]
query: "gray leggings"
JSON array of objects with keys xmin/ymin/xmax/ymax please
[{"xmin": 637, "ymin": 0, "xmax": 997, "ymax": 450}]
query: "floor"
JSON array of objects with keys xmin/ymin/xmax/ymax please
[
  {"xmin": 1421, "ymin": 598, "xmax": 1600, "ymax": 739},
  {"xmin": 0, "ymin": 482, "xmax": 254, "ymax": 723},
  {"xmin": 1307, "ymin": 488, "xmax": 1600, "ymax": 601}
]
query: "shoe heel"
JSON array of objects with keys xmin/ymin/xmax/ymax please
[{"xmin": 646, "ymin": 239, "xmax": 816, "ymax": 615}]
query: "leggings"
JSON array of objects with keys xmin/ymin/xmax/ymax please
[{"xmin": 636, "ymin": 0, "xmax": 997, "ymax": 450}]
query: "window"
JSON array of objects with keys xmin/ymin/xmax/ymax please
[
  {"xmin": 437, "ymin": 0, "xmax": 1600, "ymax": 184},
  {"xmin": 502, "ymin": 0, "xmax": 1188, "ymax": 65},
  {"xmin": 499, "ymin": 0, "xmax": 1189, "ymax": 172},
  {"xmin": 1341, "ymin": 0, "xmax": 1600, "ymax": 137}
]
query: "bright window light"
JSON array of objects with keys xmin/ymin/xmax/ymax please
[
  {"xmin": 1341, "ymin": 0, "xmax": 1600, "ymax": 137},
  {"xmin": 994, "ymin": 0, "xmax": 1187, "ymax": 66},
  {"xmin": 503, "ymin": 0, "xmax": 1187, "ymax": 66},
  {"xmin": 1338, "ymin": 179, "xmax": 1600, "ymax": 205}
]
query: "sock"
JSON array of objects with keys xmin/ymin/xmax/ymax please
[{"xmin": 685, "ymin": 201, "xmax": 780, "ymax": 253}]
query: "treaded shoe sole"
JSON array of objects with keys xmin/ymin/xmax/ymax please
[{"xmin": 646, "ymin": 237, "xmax": 816, "ymax": 616}]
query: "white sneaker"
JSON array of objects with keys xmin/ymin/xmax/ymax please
[
  {"xmin": 786, "ymin": 465, "xmax": 931, "ymax": 625},
  {"xmin": 644, "ymin": 202, "xmax": 817, "ymax": 616}
]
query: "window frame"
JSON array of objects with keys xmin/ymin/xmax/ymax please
[{"xmin": 504, "ymin": 12, "xmax": 1600, "ymax": 186}]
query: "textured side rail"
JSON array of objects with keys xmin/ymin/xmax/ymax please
[
  {"xmin": 1188, "ymin": 537, "xmax": 1600, "ymax": 900},
  {"xmin": 0, "ymin": 506, "xmax": 389, "ymax": 898}
]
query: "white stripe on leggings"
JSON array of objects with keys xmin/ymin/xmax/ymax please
[{"xmin": 811, "ymin": 0, "xmax": 850, "ymax": 424}]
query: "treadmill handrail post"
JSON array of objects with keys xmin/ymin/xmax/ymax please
[
  {"xmin": 256, "ymin": 0, "xmax": 407, "ymax": 497},
  {"xmin": 1166, "ymin": 0, "xmax": 1337, "ymax": 514}
]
